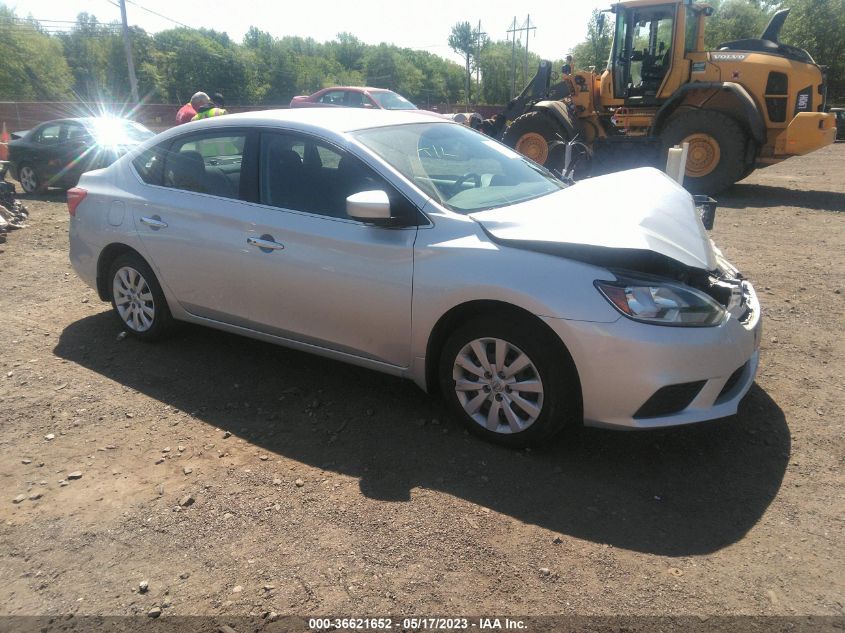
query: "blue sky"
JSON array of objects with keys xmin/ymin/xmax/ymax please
[{"xmin": 12, "ymin": 0, "xmax": 608, "ymax": 65}]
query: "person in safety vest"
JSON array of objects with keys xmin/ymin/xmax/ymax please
[
  {"xmin": 192, "ymin": 92, "xmax": 227, "ymax": 121},
  {"xmin": 176, "ymin": 92, "xmax": 210, "ymax": 125}
]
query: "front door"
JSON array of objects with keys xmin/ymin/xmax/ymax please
[{"xmin": 234, "ymin": 131, "xmax": 417, "ymax": 367}]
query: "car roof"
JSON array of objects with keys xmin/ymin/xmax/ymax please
[
  {"xmin": 319, "ymin": 86, "xmax": 393, "ymax": 93},
  {"xmin": 174, "ymin": 107, "xmax": 450, "ymax": 134},
  {"xmin": 33, "ymin": 116, "xmax": 138, "ymax": 128}
]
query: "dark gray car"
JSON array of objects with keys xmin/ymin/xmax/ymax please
[{"xmin": 7, "ymin": 117, "xmax": 154, "ymax": 193}]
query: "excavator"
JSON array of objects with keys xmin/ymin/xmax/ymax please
[{"xmin": 490, "ymin": 0, "xmax": 836, "ymax": 193}]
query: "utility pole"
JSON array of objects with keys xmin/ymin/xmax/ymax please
[
  {"xmin": 524, "ymin": 14, "xmax": 535, "ymax": 88},
  {"xmin": 507, "ymin": 17, "xmax": 517, "ymax": 98},
  {"xmin": 507, "ymin": 16, "xmax": 535, "ymax": 98},
  {"xmin": 474, "ymin": 20, "xmax": 487, "ymax": 105},
  {"xmin": 119, "ymin": 0, "xmax": 140, "ymax": 103}
]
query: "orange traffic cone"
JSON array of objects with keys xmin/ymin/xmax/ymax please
[{"xmin": 0, "ymin": 122, "xmax": 9, "ymax": 161}]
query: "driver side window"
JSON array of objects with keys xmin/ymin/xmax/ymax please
[
  {"xmin": 259, "ymin": 132, "xmax": 417, "ymax": 222},
  {"xmin": 36, "ymin": 124, "xmax": 62, "ymax": 145}
]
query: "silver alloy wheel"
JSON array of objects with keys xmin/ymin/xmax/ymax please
[
  {"xmin": 113, "ymin": 266, "xmax": 155, "ymax": 332},
  {"xmin": 19, "ymin": 166, "xmax": 37, "ymax": 193},
  {"xmin": 452, "ymin": 337, "xmax": 545, "ymax": 434}
]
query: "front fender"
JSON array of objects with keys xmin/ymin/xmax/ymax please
[
  {"xmin": 532, "ymin": 101, "xmax": 579, "ymax": 139},
  {"xmin": 652, "ymin": 81, "xmax": 766, "ymax": 145},
  {"xmin": 410, "ymin": 214, "xmax": 620, "ymax": 370}
]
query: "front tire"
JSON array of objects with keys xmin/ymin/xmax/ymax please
[
  {"xmin": 660, "ymin": 110, "xmax": 747, "ymax": 195},
  {"xmin": 18, "ymin": 163, "xmax": 42, "ymax": 194},
  {"xmin": 438, "ymin": 315, "xmax": 580, "ymax": 447},
  {"xmin": 502, "ymin": 111, "xmax": 566, "ymax": 168},
  {"xmin": 107, "ymin": 252, "xmax": 173, "ymax": 341}
]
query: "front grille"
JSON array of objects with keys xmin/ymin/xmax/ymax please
[
  {"xmin": 634, "ymin": 381, "xmax": 706, "ymax": 419},
  {"xmin": 717, "ymin": 363, "xmax": 747, "ymax": 402}
]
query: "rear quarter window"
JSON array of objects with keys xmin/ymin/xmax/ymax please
[{"xmin": 132, "ymin": 145, "xmax": 166, "ymax": 185}]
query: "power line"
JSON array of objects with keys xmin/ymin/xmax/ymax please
[
  {"xmin": 124, "ymin": 0, "xmax": 189, "ymax": 29},
  {"xmin": 1, "ymin": 26, "xmax": 123, "ymax": 36},
  {"xmin": 5, "ymin": 17, "xmax": 116, "ymax": 26}
]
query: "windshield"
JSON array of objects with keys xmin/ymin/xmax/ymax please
[
  {"xmin": 88, "ymin": 118, "xmax": 154, "ymax": 145},
  {"xmin": 369, "ymin": 90, "xmax": 417, "ymax": 110},
  {"xmin": 352, "ymin": 123, "xmax": 566, "ymax": 213}
]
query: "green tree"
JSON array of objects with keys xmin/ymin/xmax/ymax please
[
  {"xmin": 569, "ymin": 9, "xmax": 613, "ymax": 71},
  {"xmin": 477, "ymin": 40, "xmax": 540, "ymax": 104},
  {"xmin": 0, "ymin": 6, "xmax": 74, "ymax": 100},
  {"xmin": 780, "ymin": 0, "xmax": 845, "ymax": 101},
  {"xmin": 704, "ymin": 0, "xmax": 771, "ymax": 48},
  {"xmin": 329, "ymin": 32, "xmax": 366, "ymax": 71},
  {"xmin": 449, "ymin": 21, "xmax": 474, "ymax": 106},
  {"xmin": 57, "ymin": 13, "xmax": 110, "ymax": 100},
  {"xmin": 154, "ymin": 28, "xmax": 253, "ymax": 104},
  {"xmin": 242, "ymin": 28, "xmax": 297, "ymax": 104}
]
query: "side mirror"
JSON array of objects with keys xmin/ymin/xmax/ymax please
[{"xmin": 346, "ymin": 190, "xmax": 392, "ymax": 222}]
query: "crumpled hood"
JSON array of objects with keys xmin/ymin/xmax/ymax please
[{"xmin": 470, "ymin": 167, "xmax": 717, "ymax": 271}]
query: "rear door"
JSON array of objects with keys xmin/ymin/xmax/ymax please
[
  {"xmin": 55, "ymin": 121, "xmax": 97, "ymax": 185},
  {"xmin": 29, "ymin": 123, "xmax": 64, "ymax": 183},
  {"xmin": 130, "ymin": 128, "xmax": 259, "ymax": 320}
]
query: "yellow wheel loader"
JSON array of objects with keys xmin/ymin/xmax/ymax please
[{"xmin": 494, "ymin": 0, "xmax": 836, "ymax": 194}]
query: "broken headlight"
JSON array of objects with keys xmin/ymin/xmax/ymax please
[{"xmin": 595, "ymin": 276, "xmax": 726, "ymax": 327}]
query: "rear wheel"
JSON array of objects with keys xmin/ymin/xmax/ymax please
[
  {"xmin": 502, "ymin": 111, "xmax": 566, "ymax": 168},
  {"xmin": 18, "ymin": 163, "xmax": 42, "ymax": 194},
  {"xmin": 660, "ymin": 110, "xmax": 747, "ymax": 194},
  {"xmin": 438, "ymin": 315, "xmax": 580, "ymax": 448},
  {"xmin": 107, "ymin": 252, "xmax": 173, "ymax": 341}
]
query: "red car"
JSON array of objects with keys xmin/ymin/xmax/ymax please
[{"xmin": 289, "ymin": 87, "xmax": 419, "ymax": 111}]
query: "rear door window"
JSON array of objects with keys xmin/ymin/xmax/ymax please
[
  {"xmin": 317, "ymin": 90, "xmax": 346, "ymax": 106},
  {"xmin": 64, "ymin": 123, "xmax": 90, "ymax": 142},
  {"xmin": 161, "ymin": 133, "xmax": 247, "ymax": 199},
  {"xmin": 132, "ymin": 144, "xmax": 167, "ymax": 185}
]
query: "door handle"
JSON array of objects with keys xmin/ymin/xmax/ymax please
[
  {"xmin": 140, "ymin": 215, "xmax": 168, "ymax": 229},
  {"xmin": 247, "ymin": 235, "xmax": 285, "ymax": 251}
]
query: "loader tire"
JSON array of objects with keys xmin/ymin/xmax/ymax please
[
  {"xmin": 660, "ymin": 110, "xmax": 747, "ymax": 195},
  {"xmin": 503, "ymin": 111, "xmax": 566, "ymax": 168}
]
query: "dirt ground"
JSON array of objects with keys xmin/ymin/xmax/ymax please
[{"xmin": 0, "ymin": 145, "xmax": 843, "ymax": 621}]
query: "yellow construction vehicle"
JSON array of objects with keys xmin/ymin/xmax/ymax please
[{"xmin": 494, "ymin": 0, "xmax": 836, "ymax": 193}]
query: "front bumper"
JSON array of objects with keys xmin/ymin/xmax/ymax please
[{"xmin": 543, "ymin": 280, "xmax": 761, "ymax": 430}]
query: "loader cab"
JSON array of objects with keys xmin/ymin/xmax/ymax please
[
  {"xmin": 605, "ymin": 1, "xmax": 715, "ymax": 106},
  {"xmin": 610, "ymin": 3, "xmax": 678, "ymax": 103}
]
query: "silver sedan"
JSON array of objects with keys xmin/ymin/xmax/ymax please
[{"xmin": 68, "ymin": 109, "xmax": 761, "ymax": 446}]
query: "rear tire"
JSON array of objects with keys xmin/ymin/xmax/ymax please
[
  {"xmin": 438, "ymin": 314, "xmax": 581, "ymax": 448},
  {"xmin": 660, "ymin": 110, "xmax": 747, "ymax": 195},
  {"xmin": 107, "ymin": 252, "xmax": 173, "ymax": 341},
  {"xmin": 503, "ymin": 111, "xmax": 567, "ymax": 168}
]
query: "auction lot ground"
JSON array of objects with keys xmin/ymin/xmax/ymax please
[{"xmin": 1, "ymin": 145, "xmax": 843, "ymax": 619}]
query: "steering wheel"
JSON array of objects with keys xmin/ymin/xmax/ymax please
[{"xmin": 453, "ymin": 172, "xmax": 481, "ymax": 190}]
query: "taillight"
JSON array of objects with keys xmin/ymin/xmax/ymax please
[{"xmin": 67, "ymin": 187, "xmax": 87, "ymax": 217}]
